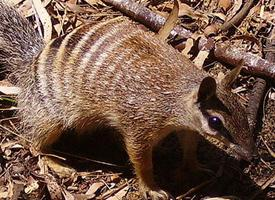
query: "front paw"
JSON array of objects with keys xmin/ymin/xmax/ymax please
[{"xmin": 140, "ymin": 186, "xmax": 174, "ymax": 200}]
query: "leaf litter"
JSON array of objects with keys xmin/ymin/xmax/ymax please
[{"xmin": 0, "ymin": 0, "xmax": 274, "ymax": 199}]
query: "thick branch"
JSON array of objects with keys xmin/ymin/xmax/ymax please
[
  {"xmin": 214, "ymin": 43, "xmax": 275, "ymax": 80},
  {"xmin": 247, "ymin": 78, "xmax": 266, "ymax": 132},
  {"xmin": 246, "ymin": 27, "xmax": 274, "ymax": 132}
]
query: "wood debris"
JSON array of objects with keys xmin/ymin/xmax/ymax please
[{"xmin": 0, "ymin": 0, "xmax": 274, "ymax": 199}]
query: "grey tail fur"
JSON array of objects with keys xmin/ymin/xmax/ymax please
[{"xmin": 0, "ymin": 0, "xmax": 44, "ymax": 83}]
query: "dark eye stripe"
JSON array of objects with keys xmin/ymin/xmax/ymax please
[
  {"xmin": 201, "ymin": 110, "xmax": 235, "ymax": 143},
  {"xmin": 219, "ymin": 127, "xmax": 235, "ymax": 144},
  {"xmin": 207, "ymin": 115, "xmax": 235, "ymax": 144}
]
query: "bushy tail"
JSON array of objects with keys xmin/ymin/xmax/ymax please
[{"xmin": 0, "ymin": 0, "xmax": 44, "ymax": 83}]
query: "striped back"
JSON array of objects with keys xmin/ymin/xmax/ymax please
[
  {"xmin": 31, "ymin": 17, "xmax": 139, "ymax": 105},
  {"xmin": 28, "ymin": 16, "xmax": 206, "ymax": 122}
]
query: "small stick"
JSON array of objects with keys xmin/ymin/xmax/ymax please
[{"xmin": 51, "ymin": 149, "xmax": 127, "ymax": 168}]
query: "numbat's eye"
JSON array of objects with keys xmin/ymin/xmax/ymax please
[{"xmin": 208, "ymin": 116, "xmax": 223, "ymax": 130}]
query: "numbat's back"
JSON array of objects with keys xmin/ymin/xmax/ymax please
[{"xmin": 0, "ymin": 2, "xmax": 255, "ymax": 199}]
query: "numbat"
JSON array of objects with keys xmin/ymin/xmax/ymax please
[{"xmin": 0, "ymin": 1, "xmax": 255, "ymax": 199}]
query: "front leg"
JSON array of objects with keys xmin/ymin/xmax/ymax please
[
  {"xmin": 124, "ymin": 134, "xmax": 174, "ymax": 200},
  {"xmin": 177, "ymin": 131, "xmax": 200, "ymax": 171},
  {"xmin": 176, "ymin": 131, "xmax": 214, "ymax": 174}
]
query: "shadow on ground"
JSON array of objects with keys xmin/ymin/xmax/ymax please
[{"xmin": 51, "ymin": 127, "xmax": 267, "ymax": 199}]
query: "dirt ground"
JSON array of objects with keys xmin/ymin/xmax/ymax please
[{"xmin": 0, "ymin": 0, "xmax": 274, "ymax": 199}]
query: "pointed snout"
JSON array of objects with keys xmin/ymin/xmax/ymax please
[{"xmin": 232, "ymin": 144, "xmax": 257, "ymax": 162}]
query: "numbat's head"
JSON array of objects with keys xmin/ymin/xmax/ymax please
[{"xmin": 193, "ymin": 66, "xmax": 254, "ymax": 161}]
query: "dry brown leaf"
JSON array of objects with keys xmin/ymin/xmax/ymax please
[
  {"xmin": 68, "ymin": 0, "xmax": 77, "ymax": 4},
  {"xmin": 24, "ymin": 176, "xmax": 39, "ymax": 194},
  {"xmin": 0, "ymin": 190, "xmax": 8, "ymax": 199},
  {"xmin": 181, "ymin": 38, "xmax": 194, "ymax": 57},
  {"xmin": 62, "ymin": 189, "xmax": 75, "ymax": 200},
  {"xmin": 178, "ymin": 3, "xmax": 193, "ymax": 17},
  {"xmin": 18, "ymin": 0, "xmax": 51, "ymax": 18},
  {"xmin": 157, "ymin": 0, "xmax": 179, "ymax": 41},
  {"xmin": 106, "ymin": 186, "xmax": 129, "ymax": 200},
  {"xmin": 17, "ymin": 0, "xmax": 33, "ymax": 18},
  {"xmin": 227, "ymin": 0, "xmax": 242, "ymax": 20},
  {"xmin": 54, "ymin": 23, "xmax": 63, "ymax": 37},
  {"xmin": 0, "ymin": 181, "xmax": 13, "ymax": 199},
  {"xmin": 0, "ymin": 86, "xmax": 20, "ymax": 95},
  {"xmin": 38, "ymin": 156, "xmax": 49, "ymax": 175},
  {"xmin": 42, "ymin": 157, "xmax": 76, "ymax": 178},
  {"xmin": 1, "ymin": 141, "xmax": 19, "ymax": 150},
  {"xmin": 193, "ymin": 50, "xmax": 209, "ymax": 68},
  {"xmin": 0, "ymin": 80, "xmax": 20, "ymax": 95},
  {"xmin": 217, "ymin": 72, "xmax": 226, "ymax": 83},
  {"xmin": 218, "ymin": 0, "xmax": 233, "ymax": 12},
  {"xmin": 210, "ymin": 12, "xmax": 226, "ymax": 21},
  {"xmin": 7, "ymin": 181, "xmax": 14, "ymax": 198},
  {"xmin": 65, "ymin": 2, "xmax": 95, "ymax": 13},
  {"xmin": 85, "ymin": 182, "xmax": 105, "ymax": 196},
  {"xmin": 45, "ymin": 175, "xmax": 63, "ymax": 200},
  {"xmin": 11, "ymin": 180, "xmax": 25, "ymax": 200},
  {"xmin": 84, "ymin": 0, "xmax": 105, "ymax": 6},
  {"xmin": 179, "ymin": 3, "xmax": 203, "ymax": 19},
  {"xmin": 204, "ymin": 24, "xmax": 221, "ymax": 37},
  {"xmin": 9, "ymin": 0, "xmax": 23, "ymax": 6},
  {"xmin": 32, "ymin": 0, "xmax": 52, "ymax": 43}
]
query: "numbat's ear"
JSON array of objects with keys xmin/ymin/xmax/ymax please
[
  {"xmin": 221, "ymin": 60, "xmax": 244, "ymax": 88},
  {"xmin": 198, "ymin": 76, "xmax": 217, "ymax": 102}
]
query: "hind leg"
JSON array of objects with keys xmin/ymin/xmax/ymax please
[
  {"xmin": 177, "ymin": 131, "xmax": 200, "ymax": 170},
  {"xmin": 28, "ymin": 119, "xmax": 64, "ymax": 152}
]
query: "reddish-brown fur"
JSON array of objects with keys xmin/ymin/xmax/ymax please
[{"xmin": 0, "ymin": 2, "xmax": 254, "ymax": 199}]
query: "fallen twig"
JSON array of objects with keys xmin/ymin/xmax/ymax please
[{"xmin": 52, "ymin": 149, "xmax": 127, "ymax": 168}]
